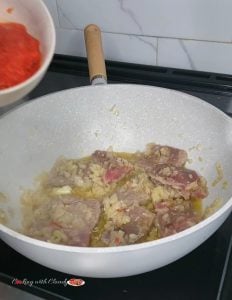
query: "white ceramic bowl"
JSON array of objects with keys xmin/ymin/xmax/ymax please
[{"xmin": 0, "ymin": 0, "xmax": 56, "ymax": 107}]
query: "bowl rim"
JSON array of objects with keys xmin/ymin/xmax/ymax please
[{"xmin": 0, "ymin": 0, "xmax": 56, "ymax": 95}]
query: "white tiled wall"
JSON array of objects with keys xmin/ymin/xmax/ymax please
[{"xmin": 43, "ymin": 0, "xmax": 232, "ymax": 74}]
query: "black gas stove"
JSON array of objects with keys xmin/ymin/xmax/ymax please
[{"xmin": 0, "ymin": 55, "xmax": 231, "ymax": 300}]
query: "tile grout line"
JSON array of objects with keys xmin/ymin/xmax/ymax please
[{"xmin": 55, "ymin": 25, "xmax": 232, "ymax": 45}]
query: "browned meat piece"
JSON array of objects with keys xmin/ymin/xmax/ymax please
[
  {"xmin": 137, "ymin": 144, "xmax": 188, "ymax": 168},
  {"xmin": 51, "ymin": 196, "xmax": 101, "ymax": 246},
  {"xmin": 92, "ymin": 150, "xmax": 133, "ymax": 184},
  {"xmin": 116, "ymin": 187, "xmax": 150, "ymax": 206},
  {"xmin": 147, "ymin": 164, "xmax": 208, "ymax": 200},
  {"xmin": 29, "ymin": 196, "xmax": 101, "ymax": 246},
  {"xmin": 154, "ymin": 199, "xmax": 200, "ymax": 237},
  {"xmin": 102, "ymin": 194, "xmax": 154, "ymax": 246},
  {"xmin": 122, "ymin": 206, "xmax": 154, "ymax": 238},
  {"xmin": 103, "ymin": 166, "xmax": 132, "ymax": 184}
]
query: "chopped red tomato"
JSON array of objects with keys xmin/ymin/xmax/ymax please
[{"xmin": 0, "ymin": 22, "xmax": 41, "ymax": 89}]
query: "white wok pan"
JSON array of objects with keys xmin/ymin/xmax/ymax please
[{"xmin": 0, "ymin": 25, "xmax": 232, "ymax": 278}]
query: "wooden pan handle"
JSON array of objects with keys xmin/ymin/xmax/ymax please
[{"xmin": 84, "ymin": 24, "xmax": 107, "ymax": 84}]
